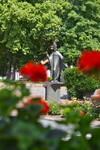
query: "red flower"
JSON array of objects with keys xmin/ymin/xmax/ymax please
[
  {"xmin": 37, "ymin": 100, "xmax": 49, "ymax": 114},
  {"xmin": 19, "ymin": 62, "xmax": 47, "ymax": 82},
  {"xmin": 25, "ymin": 99, "xmax": 49, "ymax": 114},
  {"xmin": 77, "ymin": 51, "xmax": 100, "ymax": 75},
  {"xmin": 31, "ymin": 64, "xmax": 47, "ymax": 82},
  {"xmin": 79, "ymin": 110, "xmax": 86, "ymax": 116},
  {"xmin": 27, "ymin": 99, "xmax": 33, "ymax": 104}
]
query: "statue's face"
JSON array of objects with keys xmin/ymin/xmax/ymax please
[
  {"xmin": 50, "ymin": 45, "xmax": 54, "ymax": 50},
  {"xmin": 48, "ymin": 44, "xmax": 54, "ymax": 51}
]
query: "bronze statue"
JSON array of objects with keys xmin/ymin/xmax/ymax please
[{"xmin": 41, "ymin": 42, "xmax": 64, "ymax": 82}]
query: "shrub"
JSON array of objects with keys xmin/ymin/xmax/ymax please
[
  {"xmin": 63, "ymin": 67, "xmax": 100, "ymax": 99},
  {"xmin": 48, "ymin": 101, "xmax": 61, "ymax": 115},
  {"xmin": 92, "ymin": 103, "xmax": 100, "ymax": 118},
  {"xmin": 62, "ymin": 100, "xmax": 93, "ymax": 117}
]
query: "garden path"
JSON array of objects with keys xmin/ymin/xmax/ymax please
[{"xmin": 39, "ymin": 115, "xmax": 100, "ymax": 128}]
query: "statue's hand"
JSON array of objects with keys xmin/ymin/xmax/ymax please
[
  {"xmin": 40, "ymin": 60, "xmax": 44, "ymax": 64},
  {"xmin": 40, "ymin": 59, "xmax": 49, "ymax": 65}
]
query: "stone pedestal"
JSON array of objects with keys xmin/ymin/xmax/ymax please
[
  {"xmin": 91, "ymin": 89, "xmax": 100, "ymax": 102},
  {"xmin": 44, "ymin": 82, "xmax": 63, "ymax": 101}
]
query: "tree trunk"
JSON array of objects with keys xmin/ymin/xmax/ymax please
[{"xmin": 11, "ymin": 54, "xmax": 16, "ymax": 80}]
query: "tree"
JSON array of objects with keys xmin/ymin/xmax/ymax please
[
  {"xmin": 59, "ymin": 0, "xmax": 100, "ymax": 65},
  {"xmin": 1, "ymin": 0, "xmax": 99, "ymax": 77},
  {"xmin": 0, "ymin": 0, "xmax": 71, "ymax": 77}
]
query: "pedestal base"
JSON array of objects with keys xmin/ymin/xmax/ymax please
[
  {"xmin": 44, "ymin": 82, "xmax": 63, "ymax": 101},
  {"xmin": 91, "ymin": 89, "xmax": 100, "ymax": 102}
]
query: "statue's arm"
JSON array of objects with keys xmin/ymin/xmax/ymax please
[
  {"xmin": 46, "ymin": 51, "xmax": 50, "ymax": 59},
  {"xmin": 41, "ymin": 59, "xmax": 49, "ymax": 65},
  {"xmin": 40, "ymin": 51, "xmax": 50, "ymax": 65}
]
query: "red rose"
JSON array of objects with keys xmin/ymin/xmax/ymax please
[
  {"xmin": 19, "ymin": 62, "xmax": 48, "ymax": 82},
  {"xmin": 77, "ymin": 51, "xmax": 100, "ymax": 75},
  {"xmin": 31, "ymin": 64, "xmax": 47, "ymax": 82},
  {"xmin": 37, "ymin": 100, "xmax": 49, "ymax": 114},
  {"xmin": 24, "ymin": 99, "xmax": 49, "ymax": 114},
  {"xmin": 19, "ymin": 62, "xmax": 34, "ymax": 77}
]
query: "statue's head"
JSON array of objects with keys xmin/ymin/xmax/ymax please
[
  {"xmin": 50, "ymin": 42, "xmax": 57, "ymax": 51},
  {"xmin": 53, "ymin": 42, "xmax": 57, "ymax": 51}
]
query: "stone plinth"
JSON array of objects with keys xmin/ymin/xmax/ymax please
[
  {"xmin": 91, "ymin": 89, "xmax": 100, "ymax": 102},
  {"xmin": 44, "ymin": 82, "xmax": 63, "ymax": 101}
]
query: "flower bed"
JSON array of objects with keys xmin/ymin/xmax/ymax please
[{"xmin": 0, "ymin": 61, "xmax": 100, "ymax": 150}]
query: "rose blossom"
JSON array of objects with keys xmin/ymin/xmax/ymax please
[{"xmin": 19, "ymin": 61, "xmax": 48, "ymax": 82}]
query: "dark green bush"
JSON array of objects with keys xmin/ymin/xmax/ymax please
[{"xmin": 63, "ymin": 67, "xmax": 100, "ymax": 99}]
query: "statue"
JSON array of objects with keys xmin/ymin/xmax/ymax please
[{"xmin": 41, "ymin": 42, "xmax": 64, "ymax": 82}]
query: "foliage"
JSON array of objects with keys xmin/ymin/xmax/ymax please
[
  {"xmin": 92, "ymin": 103, "xmax": 100, "ymax": 118},
  {"xmin": 58, "ymin": 110, "xmax": 100, "ymax": 150},
  {"xmin": 0, "ymin": 80, "xmax": 100, "ymax": 150},
  {"xmin": 63, "ymin": 67, "xmax": 100, "ymax": 99},
  {"xmin": 0, "ymin": 0, "xmax": 71, "ymax": 75},
  {"xmin": 0, "ymin": 0, "xmax": 69, "ymax": 57},
  {"xmin": 62, "ymin": 99, "xmax": 93, "ymax": 117},
  {"xmin": 48, "ymin": 100, "xmax": 61, "ymax": 115},
  {"xmin": 0, "ymin": 61, "xmax": 100, "ymax": 149},
  {"xmin": 0, "ymin": 80, "xmax": 64, "ymax": 150},
  {"xmin": 0, "ymin": 0, "xmax": 100, "ymax": 75},
  {"xmin": 59, "ymin": 0, "xmax": 100, "ymax": 65}
]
